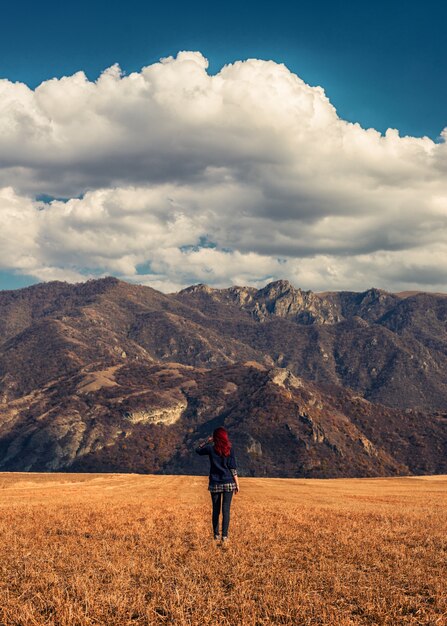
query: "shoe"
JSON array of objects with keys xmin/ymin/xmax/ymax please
[
  {"xmin": 221, "ymin": 536, "xmax": 229, "ymax": 547},
  {"xmin": 214, "ymin": 534, "xmax": 220, "ymax": 541}
]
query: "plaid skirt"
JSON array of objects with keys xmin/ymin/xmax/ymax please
[{"xmin": 208, "ymin": 481, "xmax": 237, "ymax": 493}]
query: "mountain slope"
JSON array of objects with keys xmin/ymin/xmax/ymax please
[{"xmin": 0, "ymin": 277, "xmax": 446, "ymax": 477}]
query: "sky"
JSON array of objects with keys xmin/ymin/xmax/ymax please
[{"xmin": 1, "ymin": 0, "xmax": 447, "ymax": 293}]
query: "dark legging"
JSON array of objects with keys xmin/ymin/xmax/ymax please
[{"xmin": 211, "ymin": 491, "xmax": 234, "ymax": 537}]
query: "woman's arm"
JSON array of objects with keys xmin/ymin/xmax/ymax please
[
  {"xmin": 195, "ymin": 435, "xmax": 213, "ymax": 454},
  {"xmin": 229, "ymin": 449, "xmax": 239, "ymax": 493},
  {"xmin": 232, "ymin": 471, "xmax": 240, "ymax": 493}
]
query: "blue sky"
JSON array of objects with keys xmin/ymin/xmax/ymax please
[
  {"xmin": 2, "ymin": 0, "xmax": 445, "ymax": 139},
  {"xmin": 1, "ymin": 0, "xmax": 447, "ymax": 293}
]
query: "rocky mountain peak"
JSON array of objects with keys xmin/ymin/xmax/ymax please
[
  {"xmin": 258, "ymin": 279, "xmax": 296, "ymax": 298},
  {"xmin": 178, "ymin": 283, "xmax": 215, "ymax": 296},
  {"xmin": 361, "ymin": 287, "xmax": 391, "ymax": 303},
  {"xmin": 250, "ymin": 280, "xmax": 342, "ymax": 324},
  {"xmin": 225, "ymin": 286, "xmax": 257, "ymax": 307}
]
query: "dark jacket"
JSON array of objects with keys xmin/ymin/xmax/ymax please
[{"xmin": 195, "ymin": 443, "xmax": 237, "ymax": 484}]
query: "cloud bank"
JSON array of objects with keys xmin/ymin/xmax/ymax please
[{"xmin": 1, "ymin": 51, "xmax": 447, "ymax": 292}]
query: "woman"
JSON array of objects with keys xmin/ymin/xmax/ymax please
[{"xmin": 195, "ymin": 427, "xmax": 239, "ymax": 545}]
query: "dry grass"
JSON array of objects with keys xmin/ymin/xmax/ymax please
[{"xmin": 0, "ymin": 473, "xmax": 445, "ymax": 625}]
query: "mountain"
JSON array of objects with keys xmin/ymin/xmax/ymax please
[
  {"xmin": 175, "ymin": 281, "xmax": 447, "ymax": 409},
  {"xmin": 0, "ymin": 277, "xmax": 446, "ymax": 477}
]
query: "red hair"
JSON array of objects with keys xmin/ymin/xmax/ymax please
[{"xmin": 213, "ymin": 427, "xmax": 232, "ymax": 457}]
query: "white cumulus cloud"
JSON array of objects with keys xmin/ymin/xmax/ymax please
[{"xmin": 1, "ymin": 51, "xmax": 447, "ymax": 292}]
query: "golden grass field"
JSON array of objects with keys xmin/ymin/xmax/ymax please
[{"xmin": 0, "ymin": 473, "xmax": 445, "ymax": 626}]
